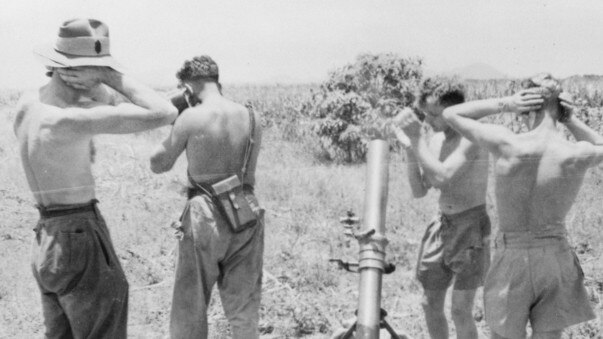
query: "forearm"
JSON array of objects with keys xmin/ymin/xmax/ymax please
[
  {"xmin": 564, "ymin": 116, "xmax": 603, "ymax": 144},
  {"xmin": 406, "ymin": 151, "xmax": 428, "ymax": 197},
  {"xmin": 409, "ymin": 136, "xmax": 448, "ymax": 187},
  {"xmin": 444, "ymin": 97, "xmax": 511, "ymax": 121},
  {"xmin": 150, "ymin": 153, "xmax": 172, "ymax": 173},
  {"xmin": 102, "ymin": 71, "xmax": 177, "ymax": 123}
]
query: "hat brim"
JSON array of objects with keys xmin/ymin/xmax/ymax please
[{"xmin": 33, "ymin": 43, "xmax": 124, "ymax": 73}]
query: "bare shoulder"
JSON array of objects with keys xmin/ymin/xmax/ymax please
[
  {"xmin": 226, "ymin": 99, "xmax": 252, "ymax": 117},
  {"xmin": 458, "ymin": 135, "xmax": 487, "ymax": 159},
  {"xmin": 178, "ymin": 105, "xmax": 217, "ymax": 126},
  {"xmin": 235, "ymin": 101, "xmax": 260, "ymax": 127},
  {"xmin": 13, "ymin": 91, "xmax": 40, "ymax": 133},
  {"xmin": 573, "ymin": 140, "xmax": 602, "ymax": 167}
]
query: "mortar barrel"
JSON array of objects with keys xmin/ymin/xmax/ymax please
[{"xmin": 356, "ymin": 139, "xmax": 390, "ymax": 339}]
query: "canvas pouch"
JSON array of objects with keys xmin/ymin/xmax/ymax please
[{"xmin": 211, "ymin": 175, "xmax": 258, "ymax": 233}]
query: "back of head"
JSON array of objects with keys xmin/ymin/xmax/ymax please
[
  {"xmin": 519, "ymin": 73, "xmax": 562, "ymax": 108},
  {"xmin": 415, "ymin": 76, "xmax": 465, "ymax": 108},
  {"xmin": 176, "ymin": 55, "xmax": 220, "ymax": 83}
]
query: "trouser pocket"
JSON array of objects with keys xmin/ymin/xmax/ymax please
[{"xmin": 35, "ymin": 224, "xmax": 90, "ymax": 294}]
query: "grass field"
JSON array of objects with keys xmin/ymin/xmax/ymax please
[{"xmin": 0, "ymin": 83, "xmax": 601, "ymax": 338}]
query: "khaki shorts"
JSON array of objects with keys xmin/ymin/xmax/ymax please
[
  {"xmin": 484, "ymin": 232, "xmax": 596, "ymax": 338},
  {"xmin": 416, "ymin": 204, "xmax": 491, "ymax": 290}
]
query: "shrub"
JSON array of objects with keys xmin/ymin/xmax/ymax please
[{"xmin": 305, "ymin": 53, "xmax": 423, "ymax": 163}]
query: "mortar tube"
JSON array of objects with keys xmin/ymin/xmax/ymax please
[{"xmin": 355, "ymin": 139, "xmax": 390, "ymax": 339}]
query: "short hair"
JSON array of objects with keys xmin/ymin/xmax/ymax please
[
  {"xmin": 176, "ymin": 55, "xmax": 219, "ymax": 83},
  {"xmin": 415, "ymin": 77, "xmax": 465, "ymax": 108},
  {"xmin": 519, "ymin": 73, "xmax": 562, "ymax": 105}
]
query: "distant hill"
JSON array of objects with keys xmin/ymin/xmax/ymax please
[
  {"xmin": 563, "ymin": 74, "xmax": 603, "ymax": 82},
  {"xmin": 444, "ymin": 63, "xmax": 508, "ymax": 80}
]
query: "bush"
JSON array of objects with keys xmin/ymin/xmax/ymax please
[{"xmin": 305, "ymin": 53, "xmax": 423, "ymax": 163}]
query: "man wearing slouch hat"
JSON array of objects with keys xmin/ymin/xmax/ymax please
[{"xmin": 14, "ymin": 18, "xmax": 176, "ymax": 338}]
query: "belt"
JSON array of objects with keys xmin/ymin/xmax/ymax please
[
  {"xmin": 187, "ymin": 183, "xmax": 254, "ymax": 199},
  {"xmin": 36, "ymin": 199, "xmax": 99, "ymax": 219},
  {"xmin": 441, "ymin": 204, "xmax": 487, "ymax": 222},
  {"xmin": 494, "ymin": 229, "xmax": 568, "ymax": 249}
]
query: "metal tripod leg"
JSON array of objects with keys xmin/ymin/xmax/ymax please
[{"xmin": 333, "ymin": 308, "xmax": 407, "ymax": 339}]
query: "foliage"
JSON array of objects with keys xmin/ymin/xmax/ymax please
[
  {"xmin": 1, "ymin": 80, "xmax": 602, "ymax": 339},
  {"xmin": 305, "ymin": 54, "xmax": 423, "ymax": 163},
  {"xmin": 464, "ymin": 78, "xmax": 603, "ymax": 135}
]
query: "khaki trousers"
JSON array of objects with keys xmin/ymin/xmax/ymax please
[{"xmin": 170, "ymin": 194, "xmax": 264, "ymax": 339}]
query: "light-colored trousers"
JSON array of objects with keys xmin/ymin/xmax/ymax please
[{"xmin": 170, "ymin": 194, "xmax": 264, "ymax": 339}]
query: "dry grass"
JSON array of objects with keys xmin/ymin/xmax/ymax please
[{"xmin": 0, "ymin": 84, "xmax": 601, "ymax": 338}]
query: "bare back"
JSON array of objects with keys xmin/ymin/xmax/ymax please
[
  {"xmin": 495, "ymin": 131, "xmax": 591, "ymax": 232},
  {"xmin": 430, "ymin": 132, "xmax": 489, "ymax": 214},
  {"xmin": 14, "ymin": 91, "xmax": 99, "ymax": 206},
  {"xmin": 183, "ymin": 97, "xmax": 262, "ymax": 186}
]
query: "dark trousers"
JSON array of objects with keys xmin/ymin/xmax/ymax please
[{"xmin": 32, "ymin": 204, "xmax": 129, "ymax": 339}]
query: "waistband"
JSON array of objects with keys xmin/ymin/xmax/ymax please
[
  {"xmin": 494, "ymin": 229, "xmax": 568, "ymax": 249},
  {"xmin": 441, "ymin": 204, "xmax": 487, "ymax": 221},
  {"xmin": 36, "ymin": 199, "xmax": 99, "ymax": 219},
  {"xmin": 187, "ymin": 184, "xmax": 254, "ymax": 200}
]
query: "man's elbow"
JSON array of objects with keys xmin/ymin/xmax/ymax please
[
  {"xmin": 442, "ymin": 107, "xmax": 456, "ymax": 123},
  {"xmin": 150, "ymin": 155, "xmax": 172, "ymax": 174},
  {"xmin": 411, "ymin": 188, "xmax": 428, "ymax": 199},
  {"xmin": 150, "ymin": 105, "xmax": 178, "ymax": 126},
  {"xmin": 428, "ymin": 174, "xmax": 450, "ymax": 189},
  {"xmin": 159, "ymin": 106, "xmax": 178, "ymax": 125}
]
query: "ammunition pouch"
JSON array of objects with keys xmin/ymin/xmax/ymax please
[{"xmin": 189, "ymin": 175, "xmax": 259, "ymax": 233}]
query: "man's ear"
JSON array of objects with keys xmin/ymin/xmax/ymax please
[
  {"xmin": 182, "ymin": 83, "xmax": 199, "ymax": 108},
  {"xmin": 45, "ymin": 66, "xmax": 56, "ymax": 77}
]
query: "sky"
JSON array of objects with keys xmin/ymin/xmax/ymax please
[{"xmin": 2, "ymin": 0, "xmax": 603, "ymax": 89}]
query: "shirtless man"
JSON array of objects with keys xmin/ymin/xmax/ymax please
[
  {"xmin": 442, "ymin": 73, "xmax": 599, "ymax": 339},
  {"xmin": 150, "ymin": 55, "xmax": 264, "ymax": 339},
  {"xmin": 394, "ymin": 77, "xmax": 491, "ymax": 339},
  {"xmin": 14, "ymin": 18, "xmax": 177, "ymax": 338}
]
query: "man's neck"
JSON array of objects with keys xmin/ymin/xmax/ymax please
[
  {"xmin": 528, "ymin": 109, "xmax": 557, "ymax": 132},
  {"xmin": 443, "ymin": 126, "xmax": 459, "ymax": 140},
  {"xmin": 43, "ymin": 74, "xmax": 84, "ymax": 106},
  {"xmin": 198, "ymin": 83, "xmax": 222, "ymax": 103}
]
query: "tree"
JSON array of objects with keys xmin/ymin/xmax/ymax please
[{"xmin": 306, "ymin": 53, "xmax": 423, "ymax": 163}]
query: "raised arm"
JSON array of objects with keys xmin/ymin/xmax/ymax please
[
  {"xmin": 558, "ymin": 93, "xmax": 603, "ymax": 144},
  {"xmin": 592, "ymin": 145, "xmax": 603, "ymax": 166},
  {"xmin": 394, "ymin": 107, "xmax": 479, "ymax": 190},
  {"xmin": 13, "ymin": 92, "xmax": 35, "ymax": 136},
  {"xmin": 54, "ymin": 67, "xmax": 177, "ymax": 135},
  {"xmin": 150, "ymin": 113, "xmax": 190, "ymax": 173},
  {"xmin": 393, "ymin": 108, "xmax": 430, "ymax": 197},
  {"xmin": 442, "ymin": 90, "xmax": 542, "ymax": 156},
  {"xmin": 574, "ymin": 141, "xmax": 603, "ymax": 168},
  {"xmin": 404, "ymin": 149, "xmax": 430, "ymax": 198},
  {"xmin": 411, "ymin": 132, "xmax": 481, "ymax": 189}
]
